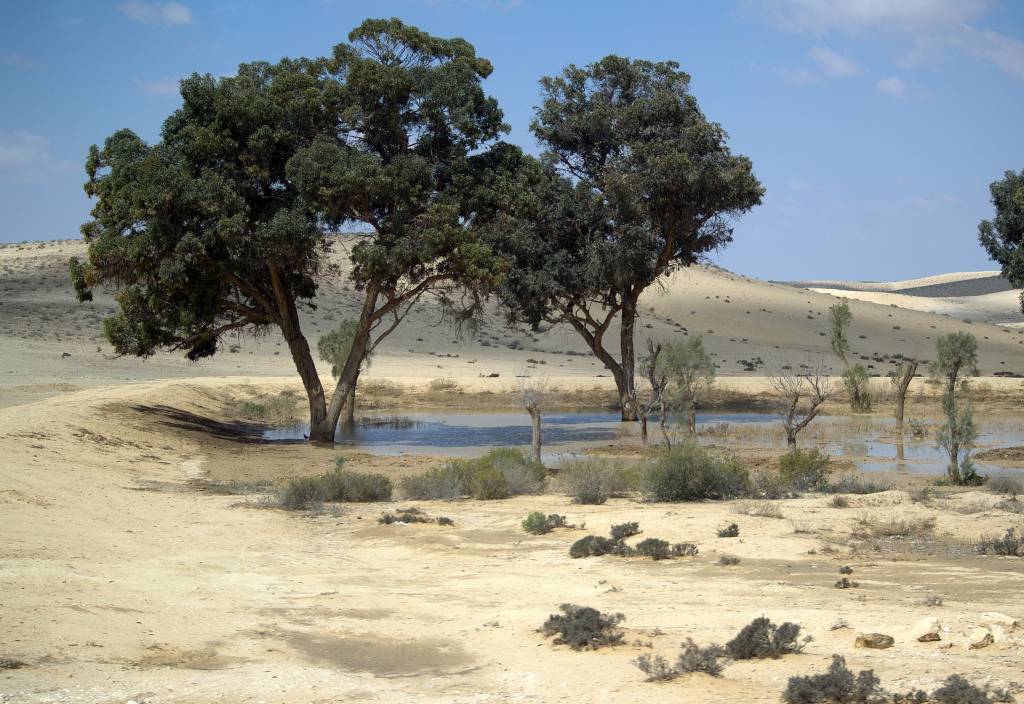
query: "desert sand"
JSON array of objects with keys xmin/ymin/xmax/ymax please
[{"xmin": 2, "ymin": 238, "xmax": 1023, "ymax": 703}]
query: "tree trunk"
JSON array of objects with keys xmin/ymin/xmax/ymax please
[
  {"xmin": 528, "ymin": 407, "xmax": 542, "ymax": 464},
  {"xmin": 278, "ymin": 295, "xmax": 332, "ymax": 443},
  {"xmin": 342, "ymin": 371, "xmax": 359, "ymax": 429},
  {"xmin": 639, "ymin": 414, "xmax": 648, "ymax": 445},
  {"xmin": 322, "ymin": 287, "xmax": 379, "ymax": 441},
  {"xmin": 687, "ymin": 407, "xmax": 697, "ymax": 435},
  {"xmin": 618, "ymin": 295, "xmax": 638, "ymax": 421},
  {"xmin": 786, "ymin": 430, "xmax": 797, "ymax": 448},
  {"xmin": 659, "ymin": 398, "xmax": 671, "ymax": 449}
]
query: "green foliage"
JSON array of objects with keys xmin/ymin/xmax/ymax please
[
  {"xmin": 717, "ymin": 523, "xmax": 740, "ymax": 538},
  {"xmin": 557, "ymin": 458, "xmax": 635, "ymax": 504},
  {"xmin": 634, "ymin": 538, "xmax": 672, "ymax": 560},
  {"xmin": 540, "ymin": 604, "xmax": 624, "ymax": 650},
  {"xmin": 641, "ymin": 442, "xmax": 749, "ymax": 501},
  {"xmin": 279, "ymin": 460, "xmax": 393, "ymax": 510},
  {"xmin": 318, "ymin": 320, "xmax": 366, "ymax": 379},
  {"xmin": 778, "ymin": 448, "xmax": 831, "ymax": 491},
  {"xmin": 402, "ymin": 448, "xmax": 544, "ymax": 500},
  {"xmin": 522, "ymin": 512, "xmax": 569, "ymax": 535},
  {"xmin": 609, "ymin": 522, "xmax": 641, "ymax": 541},
  {"xmin": 978, "ymin": 169, "xmax": 1024, "ymax": 314},
  {"xmin": 842, "ymin": 364, "xmax": 873, "ymax": 412},
  {"xmin": 569, "ymin": 535, "xmax": 618, "ymax": 558},
  {"xmin": 378, "ymin": 507, "xmax": 452, "ymax": 526},
  {"xmin": 662, "ymin": 336, "xmax": 716, "ymax": 425},
  {"xmin": 725, "ymin": 617, "xmax": 808, "ymax": 660},
  {"xmin": 829, "ymin": 300, "xmax": 853, "ymax": 366},
  {"xmin": 931, "ymin": 332, "xmax": 980, "ymax": 485}
]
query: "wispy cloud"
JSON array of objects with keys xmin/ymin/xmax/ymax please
[
  {"xmin": 808, "ymin": 46, "xmax": 857, "ymax": 76},
  {"xmin": 120, "ymin": 1, "xmax": 193, "ymax": 26},
  {"xmin": 0, "ymin": 130, "xmax": 77, "ymax": 183},
  {"xmin": 0, "ymin": 53, "xmax": 43, "ymax": 71},
  {"xmin": 876, "ymin": 76, "xmax": 907, "ymax": 98},
  {"xmin": 133, "ymin": 76, "xmax": 182, "ymax": 96},
  {"xmin": 751, "ymin": 0, "xmax": 1024, "ymax": 80}
]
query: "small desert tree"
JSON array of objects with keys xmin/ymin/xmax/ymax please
[
  {"xmin": 318, "ymin": 320, "xmax": 372, "ymax": 427},
  {"xmin": 770, "ymin": 361, "xmax": 833, "ymax": 448},
  {"xmin": 829, "ymin": 299, "xmax": 871, "ymax": 412},
  {"xmin": 489, "ymin": 56, "xmax": 763, "ymax": 421},
  {"xmin": 978, "ymin": 168, "xmax": 1024, "ymax": 314},
  {"xmin": 888, "ymin": 356, "xmax": 918, "ymax": 459},
  {"xmin": 662, "ymin": 335, "xmax": 716, "ymax": 434},
  {"xmin": 518, "ymin": 373, "xmax": 547, "ymax": 463},
  {"xmin": 637, "ymin": 339, "xmax": 670, "ymax": 447},
  {"xmin": 931, "ymin": 332, "xmax": 980, "ymax": 484}
]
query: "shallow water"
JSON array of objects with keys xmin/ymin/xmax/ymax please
[{"xmin": 263, "ymin": 410, "xmax": 1024, "ymax": 475}]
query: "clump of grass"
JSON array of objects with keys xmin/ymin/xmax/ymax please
[
  {"xmin": 987, "ymin": 475, "xmax": 1024, "ymax": 496},
  {"xmin": 852, "ymin": 515, "xmax": 936, "ymax": 539},
  {"xmin": 718, "ymin": 555, "xmax": 740, "ymax": 566},
  {"xmin": 569, "ymin": 523, "xmax": 697, "ymax": 560},
  {"xmin": 726, "ymin": 617, "xmax": 809, "ymax": 660},
  {"xmin": 641, "ymin": 442, "xmax": 749, "ymax": 502},
  {"xmin": 823, "ymin": 476, "xmax": 891, "ymax": 495},
  {"xmin": 569, "ymin": 535, "xmax": 618, "ymax": 558},
  {"xmin": 229, "ymin": 389, "xmax": 299, "ymax": 424},
  {"xmin": 402, "ymin": 448, "xmax": 545, "ymax": 500},
  {"xmin": 830, "ymin": 495, "xmax": 850, "ymax": 508},
  {"xmin": 778, "ymin": 448, "xmax": 831, "ymax": 491},
  {"xmin": 378, "ymin": 507, "xmax": 454, "ymax": 526},
  {"xmin": 976, "ymin": 528, "xmax": 1023, "ymax": 557},
  {"xmin": 427, "ymin": 377, "xmax": 462, "ymax": 393},
  {"xmin": 634, "ymin": 639, "xmax": 726, "ymax": 681},
  {"xmin": 278, "ymin": 460, "xmax": 392, "ymax": 510},
  {"xmin": 735, "ymin": 501, "xmax": 784, "ymax": 519},
  {"xmin": 522, "ymin": 512, "xmax": 571, "ymax": 535},
  {"xmin": 717, "ymin": 523, "xmax": 740, "ymax": 538},
  {"xmin": 540, "ymin": 604, "xmax": 624, "ymax": 650},
  {"xmin": 557, "ymin": 458, "xmax": 636, "ymax": 505},
  {"xmin": 995, "ymin": 497, "xmax": 1024, "ymax": 514}
]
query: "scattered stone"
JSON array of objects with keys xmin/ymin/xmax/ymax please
[
  {"xmin": 981, "ymin": 612, "xmax": 1019, "ymax": 630},
  {"xmin": 855, "ymin": 633, "xmax": 895, "ymax": 649},
  {"xmin": 909, "ymin": 616, "xmax": 941, "ymax": 642},
  {"xmin": 967, "ymin": 627, "xmax": 993, "ymax": 650}
]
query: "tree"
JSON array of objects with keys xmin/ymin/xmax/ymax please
[
  {"xmin": 662, "ymin": 335, "xmax": 716, "ymax": 434},
  {"xmin": 828, "ymin": 299, "xmax": 871, "ymax": 412},
  {"xmin": 931, "ymin": 332, "xmax": 980, "ymax": 485},
  {"xmin": 74, "ymin": 19, "xmax": 509, "ymax": 443},
  {"xmin": 978, "ymin": 169, "xmax": 1024, "ymax": 313},
  {"xmin": 637, "ymin": 339, "xmax": 670, "ymax": 447},
  {"xmin": 518, "ymin": 373, "xmax": 547, "ymax": 464},
  {"xmin": 490, "ymin": 56, "xmax": 763, "ymax": 421},
  {"xmin": 887, "ymin": 357, "xmax": 918, "ymax": 461},
  {"xmin": 318, "ymin": 320, "xmax": 372, "ymax": 427},
  {"xmin": 72, "ymin": 56, "xmax": 343, "ymax": 439},
  {"xmin": 769, "ymin": 361, "xmax": 833, "ymax": 448}
]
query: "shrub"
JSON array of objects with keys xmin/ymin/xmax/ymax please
[
  {"xmin": 522, "ymin": 512, "xmax": 569, "ymax": 535},
  {"xmin": 718, "ymin": 523, "xmax": 740, "ymax": 538},
  {"xmin": 930, "ymin": 675, "xmax": 1012, "ymax": 704},
  {"xmin": 779, "ymin": 448, "xmax": 831, "ymax": 491},
  {"xmin": 540, "ymin": 604, "xmax": 624, "ymax": 650},
  {"xmin": 675, "ymin": 638, "xmax": 726, "ymax": 676},
  {"xmin": 558, "ymin": 458, "xmax": 634, "ymax": 504},
  {"xmin": 823, "ymin": 477, "xmax": 891, "ymax": 495},
  {"xmin": 718, "ymin": 555, "xmax": 740, "ymax": 566},
  {"xmin": 987, "ymin": 475, "xmax": 1024, "ymax": 496},
  {"xmin": 401, "ymin": 448, "xmax": 543, "ymax": 500},
  {"xmin": 853, "ymin": 515, "xmax": 935, "ymax": 539},
  {"xmin": 726, "ymin": 617, "xmax": 808, "ymax": 660},
  {"xmin": 610, "ymin": 522, "xmax": 641, "ymax": 541},
  {"xmin": 468, "ymin": 466, "xmax": 509, "ymax": 500},
  {"xmin": 278, "ymin": 476, "xmax": 326, "ymax": 510},
  {"xmin": 569, "ymin": 535, "xmax": 618, "ymax": 558},
  {"xmin": 278, "ymin": 463, "xmax": 393, "ymax": 509},
  {"xmin": 634, "ymin": 538, "xmax": 672, "ymax": 560},
  {"xmin": 672, "ymin": 542, "xmax": 699, "ymax": 557},
  {"xmin": 750, "ymin": 470, "xmax": 800, "ymax": 499},
  {"xmin": 830, "ymin": 495, "xmax": 850, "ymax": 508},
  {"xmin": 976, "ymin": 528, "xmax": 1023, "ymax": 556},
  {"xmin": 401, "ymin": 465, "xmax": 464, "ymax": 500},
  {"xmin": 634, "ymin": 654, "xmax": 678, "ymax": 681},
  {"xmin": 735, "ymin": 501, "xmax": 784, "ymax": 519},
  {"xmin": 782, "ymin": 655, "xmax": 885, "ymax": 704},
  {"xmin": 642, "ymin": 443, "xmax": 749, "ymax": 502},
  {"xmin": 379, "ymin": 507, "xmax": 452, "ymax": 525}
]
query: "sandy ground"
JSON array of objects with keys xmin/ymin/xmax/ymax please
[{"xmin": 2, "ymin": 240, "xmax": 1024, "ymax": 702}]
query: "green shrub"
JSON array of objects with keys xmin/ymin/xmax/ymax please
[
  {"xmin": 633, "ymin": 654, "xmax": 678, "ymax": 681},
  {"xmin": 718, "ymin": 555, "xmax": 740, "ymax": 566},
  {"xmin": 522, "ymin": 512, "xmax": 569, "ymax": 535},
  {"xmin": 641, "ymin": 443, "xmax": 749, "ymax": 502},
  {"xmin": 401, "ymin": 447, "xmax": 543, "ymax": 501},
  {"xmin": 987, "ymin": 475, "xmax": 1024, "ymax": 496},
  {"xmin": 540, "ymin": 604, "xmax": 624, "ymax": 650},
  {"xmin": 278, "ymin": 462, "xmax": 392, "ymax": 510},
  {"xmin": 750, "ymin": 471, "xmax": 800, "ymax": 499},
  {"xmin": 634, "ymin": 538, "xmax": 672, "ymax": 560},
  {"xmin": 610, "ymin": 522, "xmax": 641, "ymax": 541},
  {"xmin": 468, "ymin": 466, "xmax": 509, "ymax": 500},
  {"xmin": 726, "ymin": 617, "xmax": 808, "ymax": 660},
  {"xmin": 278, "ymin": 476, "xmax": 326, "ymax": 511},
  {"xmin": 569, "ymin": 535, "xmax": 617, "ymax": 558},
  {"xmin": 558, "ymin": 458, "xmax": 635, "ymax": 504},
  {"xmin": 778, "ymin": 448, "xmax": 831, "ymax": 491},
  {"xmin": 976, "ymin": 528, "xmax": 1023, "ymax": 556},
  {"xmin": 782, "ymin": 655, "xmax": 885, "ymax": 704},
  {"xmin": 401, "ymin": 465, "xmax": 464, "ymax": 500},
  {"xmin": 823, "ymin": 476, "xmax": 891, "ymax": 495},
  {"xmin": 718, "ymin": 523, "xmax": 739, "ymax": 538},
  {"xmin": 673, "ymin": 542, "xmax": 699, "ymax": 557}
]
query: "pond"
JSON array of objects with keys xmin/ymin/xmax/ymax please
[{"xmin": 263, "ymin": 410, "xmax": 1024, "ymax": 476}]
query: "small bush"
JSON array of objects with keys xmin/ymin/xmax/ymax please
[
  {"xmin": 642, "ymin": 443, "xmax": 749, "ymax": 502},
  {"xmin": 468, "ymin": 466, "xmax": 509, "ymax": 500},
  {"xmin": 379, "ymin": 507, "xmax": 453, "ymax": 526},
  {"xmin": 569, "ymin": 535, "xmax": 618, "ymax": 558},
  {"xmin": 718, "ymin": 523, "xmax": 740, "ymax": 538},
  {"xmin": 779, "ymin": 448, "xmax": 831, "ymax": 491},
  {"xmin": 672, "ymin": 542, "xmax": 699, "ymax": 557},
  {"xmin": 835, "ymin": 578, "xmax": 859, "ymax": 589},
  {"xmin": 522, "ymin": 512, "xmax": 569, "ymax": 535},
  {"xmin": 401, "ymin": 448, "xmax": 543, "ymax": 500},
  {"xmin": 783, "ymin": 655, "xmax": 885, "ymax": 704},
  {"xmin": 987, "ymin": 475, "xmax": 1024, "ymax": 496},
  {"xmin": 321, "ymin": 460, "xmax": 392, "ymax": 502},
  {"xmin": 750, "ymin": 471, "xmax": 800, "ymax": 499},
  {"xmin": 853, "ymin": 515, "xmax": 935, "ymax": 539},
  {"xmin": 558, "ymin": 458, "xmax": 635, "ymax": 504},
  {"xmin": 976, "ymin": 528, "xmax": 1024, "ymax": 556},
  {"xmin": 634, "ymin": 654, "xmax": 678, "ymax": 681},
  {"xmin": 610, "ymin": 522, "xmax": 641, "ymax": 541},
  {"xmin": 823, "ymin": 476, "xmax": 891, "ymax": 495},
  {"xmin": 401, "ymin": 465, "xmax": 464, "ymax": 500},
  {"xmin": 278, "ymin": 476, "xmax": 326, "ymax": 511},
  {"xmin": 540, "ymin": 604, "xmax": 624, "ymax": 650},
  {"xmin": 634, "ymin": 639, "xmax": 726, "ymax": 681},
  {"xmin": 735, "ymin": 501, "xmax": 784, "ymax": 519},
  {"xmin": 634, "ymin": 538, "xmax": 672, "ymax": 560},
  {"xmin": 428, "ymin": 377, "xmax": 462, "ymax": 393},
  {"xmin": 718, "ymin": 555, "xmax": 740, "ymax": 566},
  {"xmin": 830, "ymin": 495, "xmax": 850, "ymax": 508},
  {"xmin": 930, "ymin": 674, "xmax": 1012, "ymax": 704},
  {"xmin": 726, "ymin": 617, "xmax": 808, "ymax": 660}
]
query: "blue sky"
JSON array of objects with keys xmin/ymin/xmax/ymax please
[{"xmin": 1, "ymin": 0, "xmax": 1022, "ymax": 280}]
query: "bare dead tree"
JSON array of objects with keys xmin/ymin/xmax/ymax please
[
  {"xmin": 638, "ymin": 339, "xmax": 670, "ymax": 448},
  {"xmin": 769, "ymin": 360, "xmax": 834, "ymax": 448},
  {"xmin": 518, "ymin": 373, "xmax": 548, "ymax": 463},
  {"xmin": 889, "ymin": 357, "xmax": 918, "ymax": 461}
]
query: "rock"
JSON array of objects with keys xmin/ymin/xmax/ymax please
[
  {"xmin": 968, "ymin": 627, "xmax": 993, "ymax": 649},
  {"xmin": 981, "ymin": 612, "xmax": 1019, "ymax": 630},
  {"xmin": 909, "ymin": 616, "xmax": 941, "ymax": 642},
  {"xmin": 855, "ymin": 633, "xmax": 895, "ymax": 649}
]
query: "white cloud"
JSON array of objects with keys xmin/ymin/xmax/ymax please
[
  {"xmin": 120, "ymin": 1, "xmax": 193, "ymax": 26},
  {"xmin": 877, "ymin": 76, "xmax": 908, "ymax": 97},
  {"xmin": 0, "ymin": 130, "xmax": 77, "ymax": 183},
  {"xmin": 133, "ymin": 76, "xmax": 182, "ymax": 96},
  {"xmin": 808, "ymin": 46, "xmax": 857, "ymax": 76},
  {"xmin": 752, "ymin": 0, "xmax": 1024, "ymax": 80}
]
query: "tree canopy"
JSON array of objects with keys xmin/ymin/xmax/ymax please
[
  {"xmin": 978, "ymin": 169, "xmax": 1024, "ymax": 313},
  {"xmin": 489, "ymin": 55, "xmax": 763, "ymax": 420}
]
